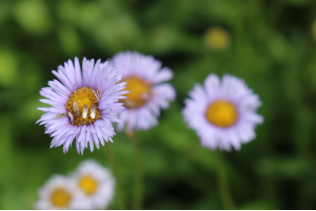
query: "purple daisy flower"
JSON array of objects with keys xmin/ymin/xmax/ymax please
[
  {"xmin": 37, "ymin": 57, "xmax": 129, "ymax": 154},
  {"xmin": 110, "ymin": 51, "xmax": 176, "ymax": 132},
  {"xmin": 183, "ymin": 74, "xmax": 263, "ymax": 151}
]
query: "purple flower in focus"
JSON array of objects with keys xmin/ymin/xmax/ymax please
[{"xmin": 37, "ymin": 57, "xmax": 128, "ymax": 154}]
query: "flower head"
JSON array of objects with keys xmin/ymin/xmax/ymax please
[
  {"xmin": 37, "ymin": 57, "xmax": 128, "ymax": 154},
  {"xmin": 72, "ymin": 159, "xmax": 115, "ymax": 209},
  {"xmin": 35, "ymin": 175, "xmax": 87, "ymax": 210},
  {"xmin": 111, "ymin": 51, "xmax": 176, "ymax": 132},
  {"xmin": 183, "ymin": 74, "xmax": 263, "ymax": 151}
]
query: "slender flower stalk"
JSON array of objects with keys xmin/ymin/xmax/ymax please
[
  {"xmin": 104, "ymin": 142, "xmax": 126, "ymax": 210},
  {"xmin": 214, "ymin": 150, "xmax": 234, "ymax": 210},
  {"xmin": 130, "ymin": 133, "xmax": 143, "ymax": 210}
]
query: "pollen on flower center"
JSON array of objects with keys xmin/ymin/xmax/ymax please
[
  {"xmin": 79, "ymin": 176, "xmax": 98, "ymax": 195},
  {"xmin": 51, "ymin": 188, "xmax": 71, "ymax": 207},
  {"xmin": 119, "ymin": 76, "xmax": 151, "ymax": 108},
  {"xmin": 205, "ymin": 100, "xmax": 238, "ymax": 127},
  {"xmin": 65, "ymin": 87, "xmax": 101, "ymax": 126}
]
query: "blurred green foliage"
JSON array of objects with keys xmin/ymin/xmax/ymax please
[{"xmin": 1, "ymin": 0, "xmax": 316, "ymax": 209}]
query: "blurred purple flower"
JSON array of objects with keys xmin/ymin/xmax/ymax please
[
  {"xmin": 111, "ymin": 51, "xmax": 176, "ymax": 132},
  {"xmin": 183, "ymin": 74, "xmax": 263, "ymax": 151}
]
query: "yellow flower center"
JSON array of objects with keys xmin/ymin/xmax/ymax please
[
  {"xmin": 205, "ymin": 100, "xmax": 238, "ymax": 127},
  {"xmin": 79, "ymin": 176, "xmax": 98, "ymax": 195},
  {"xmin": 119, "ymin": 76, "xmax": 151, "ymax": 108},
  {"xmin": 205, "ymin": 27, "xmax": 231, "ymax": 51},
  {"xmin": 65, "ymin": 87, "xmax": 101, "ymax": 126},
  {"xmin": 51, "ymin": 188, "xmax": 71, "ymax": 207}
]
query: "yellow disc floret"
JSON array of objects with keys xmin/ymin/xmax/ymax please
[
  {"xmin": 205, "ymin": 100, "xmax": 238, "ymax": 127},
  {"xmin": 79, "ymin": 176, "xmax": 98, "ymax": 195},
  {"xmin": 65, "ymin": 87, "xmax": 101, "ymax": 126},
  {"xmin": 205, "ymin": 27, "xmax": 231, "ymax": 51},
  {"xmin": 119, "ymin": 76, "xmax": 151, "ymax": 108},
  {"xmin": 51, "ymin": 188, "xmax": 71, "ymax": 207}
]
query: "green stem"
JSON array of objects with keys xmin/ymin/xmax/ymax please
[
  {"xmin": 104, "ymin": 142, "xmax": 126, "ymax": 210},
  {"xmin": 214, "ymin": 150, "xmax": 235, "ymax": 210},
  {"xmin": 132, "ymin": 134, "xmax": 143, "ymax": 210}
]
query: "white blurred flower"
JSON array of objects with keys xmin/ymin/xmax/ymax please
[
  {"xmin": 35, "ymin": 175, "xmax": 88, "ymax": 210},
  {"xmin": 72, "ymin": 159, "xmax": 115, "ymax": 209}
]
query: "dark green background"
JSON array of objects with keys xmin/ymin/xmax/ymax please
[{"xmin": 1, "ymin": 0, "xmax": 316, "ymax": 209}]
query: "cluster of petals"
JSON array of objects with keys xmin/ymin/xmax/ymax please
[{"xmin": 37, "ymin": 57, "xmax": 128, "ymax": 154}]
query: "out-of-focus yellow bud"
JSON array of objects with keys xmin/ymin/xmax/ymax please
[
  {"xmin": 205, "ymin": 27, "xmax": 231, "ymax": 51},
  {"xmin": 311, "ymin": 20, "xmax": 316, "ymax": 40}
]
